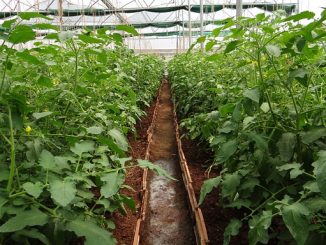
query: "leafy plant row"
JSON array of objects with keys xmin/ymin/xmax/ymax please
[
  {"xmin": 0, "ymin": 13, "xmax": 164, "ymax": 244},
  {"xmin": 169, "ymin": 10, "xmax": 326, "ymax": 245}
]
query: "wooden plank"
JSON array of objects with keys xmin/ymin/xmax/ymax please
[{"xmin": 173, "ymin": 102, "xmax": 209, "ymax": 245}]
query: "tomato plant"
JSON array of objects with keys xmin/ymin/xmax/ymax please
[
  {"xmin": 169, "ymin": 10, "xmax": 326, "ymax": 245},
  {"xmin": 0, "ymin": 13, "xmax": 165, "ymax": 244}
]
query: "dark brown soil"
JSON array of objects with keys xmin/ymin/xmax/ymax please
[
  {"xmin": 112, "ymin": 95, "xmax": 157, "ymax": 245},
  {"xmin": 181, "ymin": 138, "xmax": 247, "ymax": 245}
]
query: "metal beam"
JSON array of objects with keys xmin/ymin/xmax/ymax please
[
  {"xmin": 236, "ymin": 0, "xmax": 243, "ymax": 20},
  {"xmin": 100, "ymin": 0, "xmax": 128, "ymax": 24}
]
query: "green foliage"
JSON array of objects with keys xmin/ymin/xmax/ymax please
[
  {"xmin": 169, "ymin": 10, "xmax": 326, "ymax": 245},
  {"xmin": 282, "ymin": 203, "xmax": 310, "ymax": 245},
  {"xmin": 199, "ymin": 176, "xmax": 221, "ymax": 205},
  {"xmin": 115, "ymin": 25, "xmax": 139, "ymax": 36},
  {"xmin": 66, "ymin": 219, "xmax": 116, "ymax": 245},
  {"xmin": 137, "ymin": 159, "xmax": 176, "ymax": 180},
  {"xmin": 0, "ymin": 19, "xmax": 164, "ymax": 244},
  {"xmin": 0, "ymin": 209, "xmax": 48, "ymax": 232}
]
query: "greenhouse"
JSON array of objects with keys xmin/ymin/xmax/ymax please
[{"xmin": 0, "ymin": 0, "xmax": 326, "ymax": 245}]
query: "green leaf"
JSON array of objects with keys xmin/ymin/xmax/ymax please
[
  {"xmin": 32, "ymin": 23, "xmax": 58, "ymax": 31},
  {"xmin": 296, "ymin": 37, "xmax": 306, "ymax": 52},
  {"xmin": 283, "ymin": 11, "xmax": 315, "ymax": 22},
  {"xmin": 232, "ymin": 103, "xmax": 242, "ymax": 122},
  {"xmin": 205, "ymin": 40, "xmax": 216, "ymax": 52},
  {"xmin": 66, "ymin": 219, "xmax": 116, "ymax": 245},
  {"xmin": 70, "ymin": 141, "xmax": 95, "ymax": 156},
  {"xmin": 277, "ymin": 133, "xmax": 296, "ymax": 162},
  {"xmin": 19, "ymin": 12, "xmax": 51, "ymax": 20},
  {"xmin": 303, "ymin": 197, "xmax": 326, "ymax": 212},
  {"xmin": 137, "ymin": 159, "xmax": 176, "ymax": 180},
  {"xmin": 54, "ymin": 156, "xmax": 72, "ymax": 170},
  {"xmin": 86, "ymin": 126, "xmax": 103, "ymax": 135},
  {"xmin": 37, "ymin": 75, "xmax": 53, "ymax": 87},
  {"xmin": 79, "ymin": 34, "xmax": 103, "ymax": 44},
  {"xmin": 219, "ymin": 103, "xmax": 235, "ymax": 117},
  {"xmin": 32, "ymin": 111, "xmax": 53, "ymax": 120},
  {"xmin": 266, "ymin": 44, "xmax": 281, "ymax": 57},
  {"xmin": 289, "ymin": 68, "xmax": 309, "ymax": 87},
  {"xmin": 243, "ymin": 88, "xmax": 260, "ymax": 103},
  {"xmin": 108, "ymin": 129, "xmax": 128, "ymax": 152},
  {"xmin": 277, "ymin": 163, "xmax": 304, "ymax": 179},
  {"xmin": 244, "ymin": 132, "xmax": 268, "ymax": 152},
  {"xmin": 116, "ymin": 25, "xmax": 138, "ymax": 36},
  {"xmin": 120, "ymin": 195, "xmax": 136, "ymax": 212},
  {"xmin": 282, "ymin": 203, "xmax": 310, "ymax": 245},
  {"xmin": 100, "ymin": 172, "xmax": 125, "ymax": 198},
  {"xmin": 16, "ymin": 50, "xmax": 42, "ymax": 65},
  {"xmin": 39, "ymin": 150, "xmax": 56, "ymax": 170},
  {"xmin": 22, "ymin": 182, "xmax": 43, "ymax": 198},
  {"xmin": 2, "ymin": 18, "xmax": 17, "ymax": 29},
  {"xmin": 98, "ymin": 136, "xmax": 124, "ymax": 156},
  {"xmin": 224, "ymin": 40, "xmax": 241, "ymax": 54},
  {"xmin": 196, "ymin": 36, "xmax": 206, "ymax": 43},
  {"xmin": 112, "ymin": 33, "xmax": 123, "ymax": 43},
  {"xmin": 0, "ymin": 196, "xmax": 7, "ymax": 209},
  {"xmin": 260, "ymin": 102, "xmax": 270, "ymax": 113},
  {"xmin": 243, "ymin": 116, "xmax": 255, "ymax": 129},
  {"xmin": 212, "ymin": 27, "xmax": 222, "ymax": 37},
  {"xmin": 49, "ymin": 180, "xmax": 77, "ymax": 206},
  {"xmin": 199, "ymin": 176, "xmax": 221, "ymax": 205},
  {"xmin": 301, "ymin": 128, "xmax": 326, "ymax": 144},
  {"xmin": 58, "ymin": 31, "xmax": 74, "ymax": 42},
  {"xmin": 217, "ymin": 139, "xmax": 238, "ymax": 163},
  {"xmin": 312, "ymin": 151, "xmax": 326, "ymax": 198},
  {"xmin": 248, "ymin": 210, "xmax": 272, "ymax": 245},
  {"xmin": 15, "ymin": 228, "xmax": 50, "ymax": 245},
  {"xmin": 0, "ymin": 208, "xmax": 48, "ymax": 232},
  {"xmin": 45, "ymin": 33, "xmax": 59, "ymax": 40},
  {"xmin": 223, "ymin": 219, "xmax": 242, "ymax": 245},
  {"xmin": 9, "ymin": 25, "xmax": 36, "ymax": 44},
  {"xmin": 222, "ymin": 172, "xmax": 240, "ymax": 198},
  {"xmin": 206, "ymin": 53, "xmax": 220, "ymax": 61}
]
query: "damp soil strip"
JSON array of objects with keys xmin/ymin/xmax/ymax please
[
  {"xmin": 132, "ymin": 82, "xmax": 162, "ymax": 245},
  {"xmin": 134, "ymin": 80, "xmax": 197, "ymax": 245}
]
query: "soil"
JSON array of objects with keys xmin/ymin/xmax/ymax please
[
  {"xmin": 140, "ymin": 81, "xmax": 195, "ymax": 245},
  {"xmin": 181, "ymin": 138, "xmax": 248, "ymax": 245},
  {"xmin": 112, "ymin": 95, "xmax": 157, "ymax": 245}
]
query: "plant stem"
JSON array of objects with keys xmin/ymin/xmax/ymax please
[
  {"xmin": 241, "ymin": 185, "xmax": 294, "ymax": 221},
  {"xmin": 75, "ymin": 155, "xmax": 82, "ymax": 172},
  {"xmin": 257, "ymin": 51, "xmax": 278, "ymax": 126},
  {"xmin": 6, "ymin": 106, "xmax": 16, "ymax": 193},
  {"xmin": 268, "ymin": 54, "xmax": 300, "ymax": 130},
  {"xmin": 0, "ymin": 48, "xmax": 11, "ymax": 95}
]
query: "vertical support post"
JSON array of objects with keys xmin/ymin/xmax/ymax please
[
  {"xmin": 182, "ymin": 8, "xmax": 185, "ymax": 52},
  {"xmin": 236, "ymin": 0, "xmax": 243, "ymax": 20},
  {"xmin": 200, "ymin": 0, "xmax": 204, "ymax": 52},
  {"xmin": 297, "ymin": 0, "xmax": 300, "ymax": 13},
  {"xmin": 188, "ymin": 0, "xmax": 192, "ymax": 49},
  {"xmin": 176, "ymin": 0, "xmax": 179, "ymax": 54},
  {"xmin": 58, "ymin": 0, "xmax": 63, "ymax": 31}
]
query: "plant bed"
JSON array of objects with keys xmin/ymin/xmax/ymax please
[
  {"xmin": 112, "ymin": 95, "xmax": 158, "ymax": 245},
  {"xmin": 181, "ymin": 138, "xmax": 248, "ymax": 245}
]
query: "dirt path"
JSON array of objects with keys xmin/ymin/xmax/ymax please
[{"xmin": 140, "ymin": 81, "xmax": 195, "ymax": 245}]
